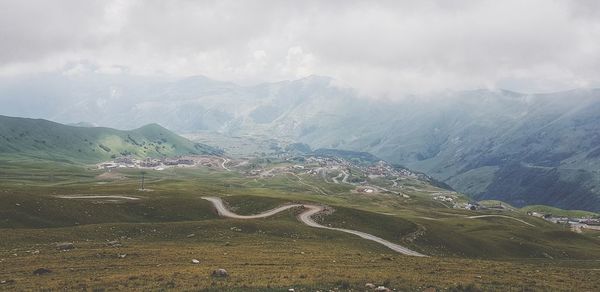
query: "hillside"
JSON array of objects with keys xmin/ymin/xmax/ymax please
[
  {"xmin": 1, "ymin": 124, "xmax": 599, "ymax": 290},
  {"xmin": 2, "ymin": 73, "xmax": 600, "ymax": 211},
  {"xmin": 1, "ymin": 159, "xmax": 599, "ymax": 291},
  {"xmin": 0, "ymin": 115, "xmax": 221, "ymax": 163}
]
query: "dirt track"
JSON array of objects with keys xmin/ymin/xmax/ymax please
[
  {"xmin": 467, "ymin": 215, "xmax": 535, "ymax": 227},
  {"xmin": 56, "ymin": 195, "xmax": 141, "ymax": 200},
  {"xmin": 202, "ymin": 196, "xmax": 427, "ymax": 257}
]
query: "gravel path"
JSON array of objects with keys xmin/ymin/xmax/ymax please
[
  {"xmin": 56, "ymin": 195, "xmax": 141, "ymax": 200},
  {"xmin": 467, "ymin": 215, "xmax": 535, "ymax": 227},
  {"xmin": 202, "ymin": 196, "xmax": 427, "ymax": 257}
]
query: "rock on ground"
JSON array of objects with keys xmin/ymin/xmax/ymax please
[
  {"xmin": 211, "ymin": 268, "xmax": 228, "ymax": 277},
  {"xmin": 106, "ymin": 240, "xmax": 122, "ymax": 247},
  {"xmin": 33, "ymin": 268, "xmax": 52, "ymax": 276},
  {"xmin": 56, "ymin": 242, "xmax": 75, "ymax": 251}
]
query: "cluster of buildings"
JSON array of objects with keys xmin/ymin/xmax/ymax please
[
  {"xmin": 302, "ymin": 156, "xmax": 420, "ymax": 181},
  {"xmin": 527, "ymin": 211, "xmax": 600, "ymax": 231},
  {"xmin": 243, "ymin": 155, "xmax": 421, "ymax": 189},
  {"xmin": 304, "ymin": 156, "xmax": 347, "ymax": 168},
  {"xmin": 365, "ymin": 161, "xmax": 419, "ymax": 179},
  {"xmin": 433, "ymin": 194, "xmax": 456, "ymax": 203},
  {"xmin": 98, "ymin": 156, "xmax": 205, "ymax": 171}
]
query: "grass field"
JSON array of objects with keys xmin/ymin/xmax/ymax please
[
  {"xmin": 2, "ymin": 217, "xmax": 600, "ymax": 291},
  {"xmin": 519, "ymin": 205, "xmax": 599, "ymax": 218},
  {"xmin": 1, "ymin": 159, "xmax": 600, "ymax": 290}
]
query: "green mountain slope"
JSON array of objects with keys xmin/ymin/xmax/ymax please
[
  {"xmin": 0, "ymin": 115, "xmax": 222, "ymax": 163},
  {"xmin": 3, "ymin": 73, "xmax": 600, "ymax": 211}
]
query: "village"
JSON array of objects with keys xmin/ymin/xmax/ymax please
[
  {"xmin": 97, "ymin": 155, "xmax": 227, "ymax": 171},
  {"xmin": 303, "ymin": 156, "xmax": 422, "ymax": 181},
  {"xmin": 240, "ymin": 154, "xmax": 446, "ymax": 199},
  {"xmin": 96, "ymin": 153, "xmax": 600, "ymax": 230},
  {"xmin": 527, "ymin": 211, "xmax": 600, "ymax": 232},
  {"xmin": 245, "ymin": 155, "xmax": 421, "ymax": 182}
]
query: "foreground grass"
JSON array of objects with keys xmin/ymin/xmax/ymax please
[{"xmin": 1, "ymin": 219, "xmax": 600, "ymax": 291}]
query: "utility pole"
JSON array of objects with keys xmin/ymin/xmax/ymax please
[{"xmin": 140, "ymin": 171, "xmax": 145, "ymax": 191}]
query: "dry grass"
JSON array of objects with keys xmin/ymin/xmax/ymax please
[{"xmin": 1, "ymin": 220, "xmax": 599, "ymax": 291}]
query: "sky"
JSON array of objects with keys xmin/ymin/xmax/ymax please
[{"xmin": 1, "ymin": 0, "xmax": 600, "ymax": 96}]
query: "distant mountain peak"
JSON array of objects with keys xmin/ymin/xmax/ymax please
[
  {"xmin": 296, "ymin": 74, "xmax": 333, "ymax": 85},
  {"xmin": 137, "ymin": 123, "xmax": 166, "ymax": 130},
  {"xmin": 67, "ymin": 121, "xmax": 97, "ymax": 128}
]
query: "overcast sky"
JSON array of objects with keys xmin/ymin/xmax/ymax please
[{"xmin": 1, "ymin": 0, "xmax": 600, "ymax": 96}]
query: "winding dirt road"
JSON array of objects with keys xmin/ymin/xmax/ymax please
[
  {"xmin": 57, "ymin": 195, "xmax": 141, "ymax": 200},
  {"xmin": 220, "ymin": 158, "xmax": 231, "ymax": 171},
  {"xmin": 202, "ymin": 196, "xmax": 427, "ymax": 257},
  {"xmin": 467, "ymin": 215, "xmax": 535, "ymax": 227},
  {"xmin": 202, "ymin": 197, "xmax": 302, "ymax": 219}
]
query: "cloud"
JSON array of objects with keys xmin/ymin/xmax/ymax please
[{"xmin": 1, "ymin": 0, "xmax": 599, "ymax": 96}]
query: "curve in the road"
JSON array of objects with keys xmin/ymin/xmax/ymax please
[
  {"xmin": 220, "ymin": 158, "xmax": 231, "ymax": 171},
  {"xmin": 202, "ymin": 196, "xmax": 427, "ymax": 257}
]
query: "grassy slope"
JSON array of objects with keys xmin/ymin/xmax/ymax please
[
  {"xmin": 3, "ymin": 160, "xmax": 598, "ymax": 260},
  {"xmin": 221, "ymin": 195, "xmax": 295, "ymax": 216},
  {"xmin": 477, "ymin": 200, "xmax": 516, "ymax": 209},
  {"xmin": 318, "ymin": 206, "xmax": 418, "ymax": 243},
  {"xmin": 519, "ymin": 205, "xmax": 598, "ymax": 217},
  {"xmin": 479, "ymin": 200, "xmax": 600, "ymax": 217},
  {"xmin": 3, "ymin": 220, "xmax": 599, "ymax": 291},
  {"xmin": 1, "ymin": 161, "xmax": 600, "ymax": 290},
  {"xmin": 0, "ymin": 115, "xmax": 220, "ymax": 163},
  {"xmin": 0, "ymin": 193, "xmax": 219, "ymax": 228}
]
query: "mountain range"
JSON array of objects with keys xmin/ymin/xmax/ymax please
[{"xmin": 1, "ymin": 72, "xmax": 600, "ymax": 211}]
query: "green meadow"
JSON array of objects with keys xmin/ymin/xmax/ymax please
[{"xmin": 1, "ymin": 159, "xmax": 599, "ymax": 291}]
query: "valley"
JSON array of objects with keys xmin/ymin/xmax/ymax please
[
  {"xmin": 4, "ymin": 74, "xmax": 600, "ymax": 211},
  {"xmin": 3, "ymin": 2, "xmax": 600, "ymax": 290},
  {"xmin": 1, "ymin": 117, "xmax": 599, "ymax": 291}
]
